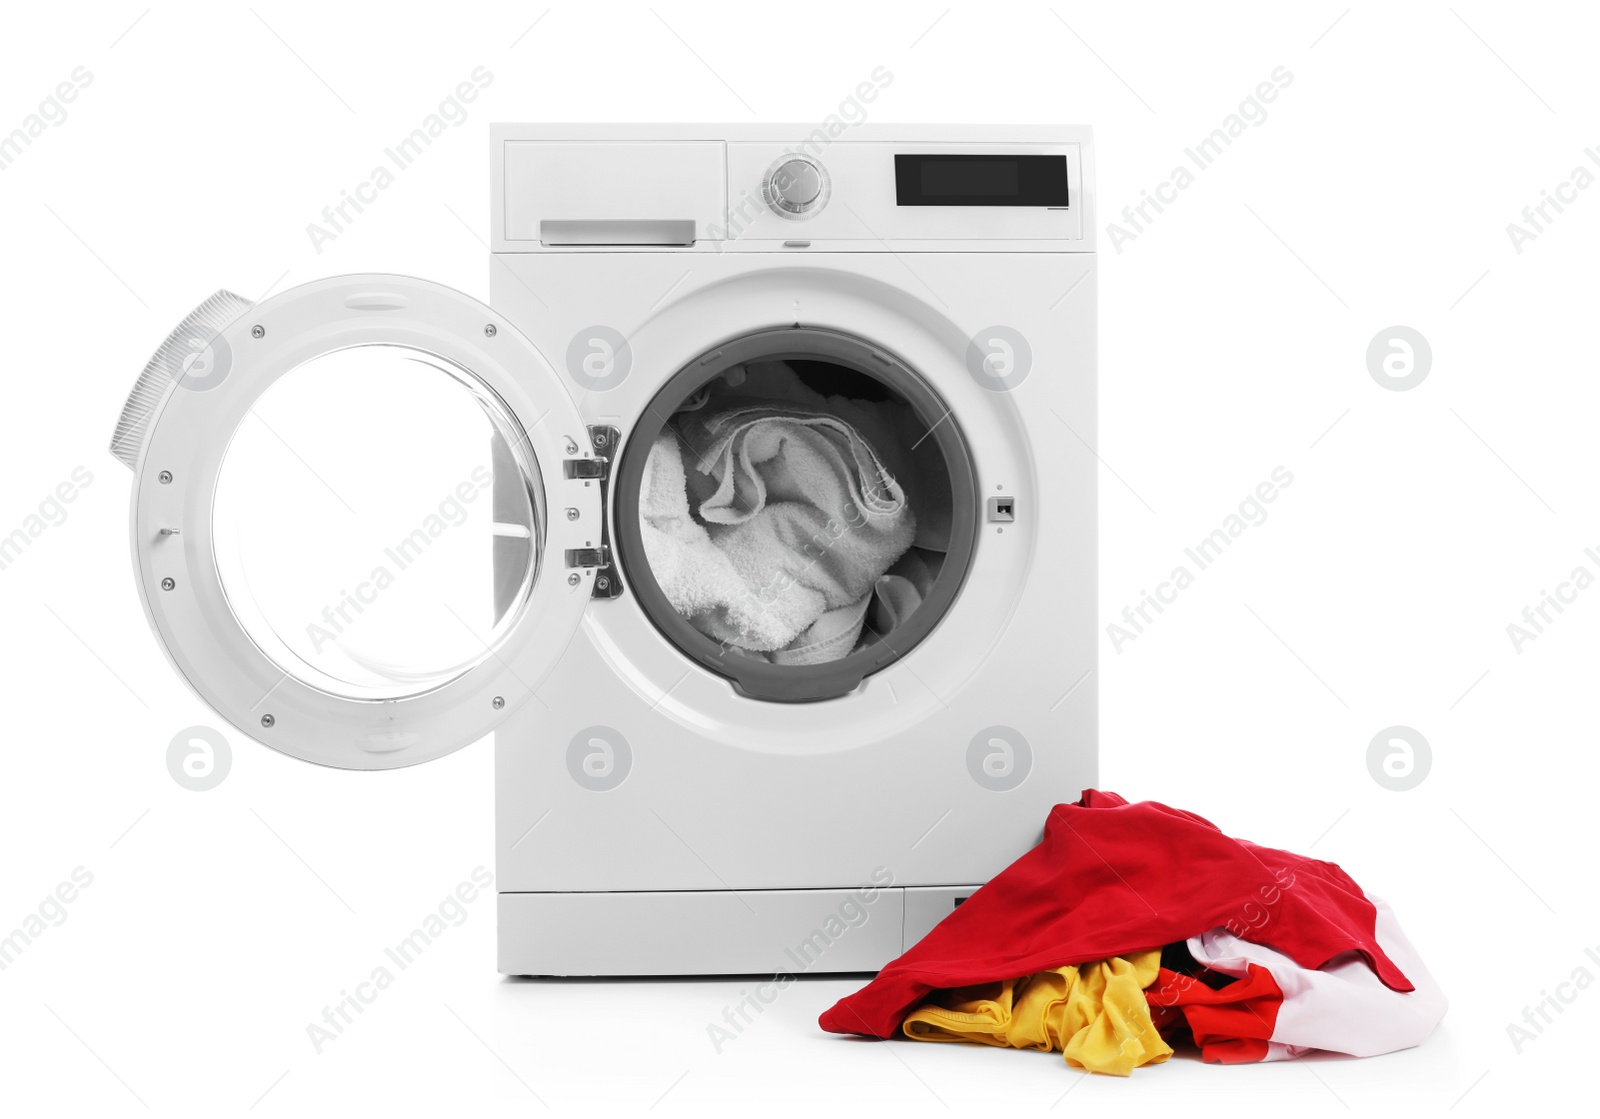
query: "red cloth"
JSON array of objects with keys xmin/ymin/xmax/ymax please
[
  {"xmin": 819, "ymin": 790, "xmax": 1412, "ymax": 1039},
  {"xmin": 1146, "ymin": 965, "xmax": 1283, "ymax": 1064}
]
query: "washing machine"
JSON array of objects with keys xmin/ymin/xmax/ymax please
[{"xmin": 112, "ymin": 124, "xmax": 1097, "ymax": 975}]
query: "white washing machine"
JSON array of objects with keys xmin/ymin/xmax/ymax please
[{"xmin": 112, "ymin": 124, "xmax": 1097, "ymax": 975}]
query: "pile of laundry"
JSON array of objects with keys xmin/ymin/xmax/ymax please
[
  {"xmin": 820, "ymin": 791, "xmax": 1447, "ymax": 1075},
  {"xmin": 639, "ymin": 360, "xmax": 950, "ymax": 664}
]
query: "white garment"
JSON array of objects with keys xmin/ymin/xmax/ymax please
[
  {"xmin": 640, "ymin": 405, "xmax": 916, "ymax": 655},
  {"xmin": 639, "ymin": 431, "xmax": 819, "ymax": 651},
  {"xmin": 1186, "ymin": 896, "xmax": 1448, "ymax": 1060}
]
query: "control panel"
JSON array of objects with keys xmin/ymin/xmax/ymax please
[
  {"xmin": 493, "ymin": 126, "xmax": 1090, "ymax": 250},
  {"xmin": 724, "ymin": 142, "xmax": 1082, "ymax": 243}
]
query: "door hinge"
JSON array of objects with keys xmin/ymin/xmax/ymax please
[{"xmin": 563, "ymin": 425, "xmax": 623, "ymax": 599}]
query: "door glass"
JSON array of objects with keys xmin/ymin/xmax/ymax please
[{"xmin": 210, "ymin": 345, "xmax": 543, "ymax": 700}]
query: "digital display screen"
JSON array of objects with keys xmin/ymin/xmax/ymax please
[
  {"xmin": 895, "ymin": 154, "xmax": 1069, "ymax": 207},
  {"xmin": 922, "ymin": 160, "xmax": 1019, "ymax": 197}
]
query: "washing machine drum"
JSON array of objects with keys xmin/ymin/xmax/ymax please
[
  {"xmin": 115, "ymin": 279, "xmax": 977, "ymax": 768},
  {"xmin": 611, "ymin": 326, "xmax": 976, "ymax": 703}
]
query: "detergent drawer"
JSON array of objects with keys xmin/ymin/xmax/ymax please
[{"xmin": 500, "ymin": 141, "xmax": 726, "ymax": 245}]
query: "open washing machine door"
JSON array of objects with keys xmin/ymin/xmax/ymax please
[{"xmin": 111, "ymin": 275, "xmax": 603, "ymax": 769}]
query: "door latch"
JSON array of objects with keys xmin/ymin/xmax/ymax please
[{"xmin": 563, "ymin": 425, "xmax": 623, "ymax": 599}]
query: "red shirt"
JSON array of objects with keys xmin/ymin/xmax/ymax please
[{"xmin": 820, "ymin": 790, "xmax": 1412, "ymax": 1039}]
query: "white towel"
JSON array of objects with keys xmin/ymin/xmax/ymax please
[
  {"xmin": 640, "ymin": 386, "xmax": 917, "ymax": 656},
  {"xmin": 713, "ymin": 362, "xmax": 954, "ymax": 553},
  {"xmin": 639, "ymin": 431, "xmax": 825, "ymax": 652}
]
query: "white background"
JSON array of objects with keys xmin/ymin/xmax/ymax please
[{"xmin": 1, "ymin": 1, "xmax": 1594, "ymax": 1114}]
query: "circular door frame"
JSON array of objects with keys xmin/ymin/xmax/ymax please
[
  {"xmin": 130, "ymin": 274, "xmax": 601, "ymax": 769},
  {"xmin": 610, "ymin": 326, "xmax": 979, "ymax": 702}
]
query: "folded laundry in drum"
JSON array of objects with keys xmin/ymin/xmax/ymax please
[
  {"xmin": 820, "ymin": 790, "xmax": 1448, "ymax": 1075},
  {"xmin": 638, "ymin": 360, "xmax": 948, "ymax": 664}
]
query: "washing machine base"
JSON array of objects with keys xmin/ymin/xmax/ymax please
[{"xmin": 497, "ymin": 886, "xmax": 981, "ymax": 976}]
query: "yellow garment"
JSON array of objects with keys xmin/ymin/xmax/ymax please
[{"xmin": 901, "ymin": 950, "xmax": 1172, "ymax": 1076}]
